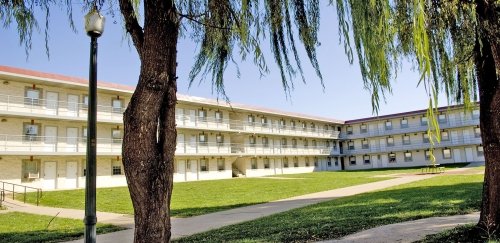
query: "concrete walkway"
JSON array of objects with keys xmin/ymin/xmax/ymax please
[
  {"xmin": 323, "ymin": 212, "xmax": 479, "ymax": 243},
  {"xmin": 1, "ymin": 165, "xmax": 483, "ymax": 242}
]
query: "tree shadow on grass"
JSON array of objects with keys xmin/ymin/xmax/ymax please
[
  {"xmin": 174, "ymin": 180, "xmax": 483, "ymax": 243},
  {"xmin": 0, "ymin": 225, "xmax": 121, "ymax": 243}
]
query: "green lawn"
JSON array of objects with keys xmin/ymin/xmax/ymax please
[
  {"xmin": 21, "ymin": 164, "xmax": 468, "ymax": 217},
  {"xmin": 0, "ymin": 212, "xmax": 123, "ymax": 243},
  {"xmin": 175, "ymin": 174, "xmax": 484, "ymax": 242},
  {"xmin": 418, "ymin": 224, "xmax": 499, "ymax": 243}
]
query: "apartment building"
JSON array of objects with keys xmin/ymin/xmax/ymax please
[{"xmin": 0, "ymin": 66, "xmax": 484, "ymax": 190}]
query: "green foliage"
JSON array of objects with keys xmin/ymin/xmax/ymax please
[
  {"xmin": 0, "ymin": 212, "xmax": 123, "ymax": 243},
  {"xmin": 175, "ymin": 174, "xmax": 483, "ymax": 242}
]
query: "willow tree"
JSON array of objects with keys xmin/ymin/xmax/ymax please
[
  {"xmin": 2, "ymin": 0, "xmax": 323, "ymax": 242},
  {"xmin": 334, "ymin": 0, "xmax": 500, "ymax": 234}
]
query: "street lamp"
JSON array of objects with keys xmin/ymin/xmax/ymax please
[{"xmin": 84, "ymin": 6, "xmax": 104, "ymax": 243}]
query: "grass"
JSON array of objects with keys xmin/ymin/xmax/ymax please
[
  {"xmin": 175, "ymin": 173, "xmax": 484, "ymax": 242},
  {"xmin": 418, "ymin": 224, "xmax": 500, "ymax": 243},
  {"xmin": 0, "ymin": 212, "xmax": 123, "ymax": 243},
  {"xmin": 21, "ymin": 163, "xmax": 468, "ymax": 217}
]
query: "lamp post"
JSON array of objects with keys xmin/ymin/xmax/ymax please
[{"xmin": 84, "ymin": 7, "xmax": 104, "ymax": 243}]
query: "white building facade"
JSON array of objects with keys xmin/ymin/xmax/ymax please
[{"xmin": 0, "ymin": 66, "xmax": 484, "ymax": 190}]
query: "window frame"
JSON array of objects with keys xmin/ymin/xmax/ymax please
[
  {"xmin": 474, "ymin": 127, "xmax": 481, "ymax": 138},
  {"xmin": 402, "ymin": 135, "xmax": 411, "ymax": 145},
  {"xmin": 200, "ymin": 158, "xmax": 209, "ymax": 172},
  {"xmin": 361, "ymin": 140, "xmax": 369, "ymax": 149},
  {"xmin": 217, "ymin": 158, "xmax": 225, "ymax": 171},
  {"xmin": 349, "ymin": 156, "xmax": 356, "ymax": 165},
  {"xmin": 385, "ymin": 121, "xmax": 393, "ymax": 130},
  {"xmin": 442, "ymin": 148, "xmax": 452, "ymax": 159},
  {"xmin": 421, "ymin": 116, "xmax": 428, "ymax": 126},
  {"xmin": 346, "ymin": 126, "xmax": 353, "ymax": 135},
  {"xmin": 24, "ymin": 87, "xmax": 43, "ymax": 106},
  {"xmin": 363, "ymin": 155, "xmax": 370, "ymax": 164},
  {"xmin": 251, "ymin": 158, "xmax": 258, "ymax": 169},
  {"xmin": 112, "ymin": 159, "xmax": 123, "ymax": 175},
  {"xmin": 388, "ymin": 153, "xmax": 397, "ymax": 163},
  {"xmin": 404, "ymin": 152, "xmax": 413, "ymax": 162},
  {"xmin": 360, "ymin": 124, "xmax": 367, "ymax": 133},
  {"xmin": 21, "ymin": 159, "xmax": 41, "ymax": 181},
  {"xmin": 264, "ymin": 158, "xmax": 270, "ymax": 169},
  {"xmin": 199, "ymin": 133, "xmax": 208, "ymax": 145},
  {"xmin": 477, "ymin": 145, "xmax": 484, "ymax": 157},
  {"xmin": 111, "ymin": 98, "xmax": 124, "ymax": 113},
  {"xmin": 23, "ymin": 123, "xmax": 41, "ymax": 142},
  {"xmin": 386, "ymin": 137, "xmax": 394, "ymax": 147},
  {"xmin": 214, "ymin": 111, "xmax": 223, "ymax": 122},
  {"xmin": 400, "ymin": 118, "xmax": 409, "ymax": 128}
]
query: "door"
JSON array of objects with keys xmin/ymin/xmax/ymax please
[
  {"xmin": 67, "ymin": 94, "xmax": 79, "ymax": 117},
  {"xmin": 453, "ymin": 149, "xmax": 462, "ymax": 162},
  {"xmin": 463, "ymin": 130, "xmax": 470, "ymax": 143},
  {"xmin": 66, "ymin": 161, "xmax": 78, "ymax": 188},
  {"xmin": 465, "ymin": 148, "xmax": 474, "ymax": 162},
  {"xmin": 43, "ymin": 162, "xmax": 57, "ymax": 189},
  {"xmin": 44, "ymin": 126, "xmax": 57, "ymax": 152},
  {"xmin": 379, "ymin": 138, "xmax": 386, "ymax": 151},
  {"xmin": 371, "ymin": 155, "xmax": 379, "ymax": 168},
  {"xmin": 370, "ymin": 140, "xmax": 376, "ymax": 152},
  {"xmin": 187, "ymin": 135, "xmax": 197, "ymax": 153},
  {"xmin": 177, "ymin": 160, "xmax": 186, "ymax": 181},
  {"xmin": 451, "ymin": 131, "xmax": 459, "ymax": 145},
  {"xmin": 381, "ymin": 154, "xmax": 388, "ymax": 167},
  {"xmin": 176, "ymin": 134, "xmax": 185, "ymax": 153},
  {"xmin": 46, "ymin": 92, "xmax": 58, "ymax": 115},
  {"xmin": 186, "ymin": 159, "xmax": 198, "ymax": 181},
  {"xmin": 175, "ymin": 108, "xmax": 184, "ymax": 126},
  {"xmin": 66, "ymin": 128, "xmax": 78, "ymax": 152},
  {"xmin": 187, "ymin": 110, "xmax": 196, "ymax": 126}
]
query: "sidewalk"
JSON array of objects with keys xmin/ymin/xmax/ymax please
[{"xmin": 2, "ymin": 165, "xmax": 482, "ymax": 242}]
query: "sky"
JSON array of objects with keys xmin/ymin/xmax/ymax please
[{"xmin": 0, "ymin": 2, "xmax": 449, "ymax": 121}]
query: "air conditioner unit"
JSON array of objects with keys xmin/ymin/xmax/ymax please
[{"xmin": 27, "ymin": 172, "xmax": 39, "ymax": 179}]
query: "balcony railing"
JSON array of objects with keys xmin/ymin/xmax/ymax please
[
  {"xmin": 344, "ymin": 136, "xmax": 482, "ymax": 155},
  {"xmin": 341, "ymin": 117, "xmax": 480, "ymax": 139},
  {"xmin": 0, "ymin": 94, "xmax": 125, "ymax": 122},
  {"xmin": 175, "ymin": 114, "xmax": 341, "ymax": 139},
  {"xmin": 0, "ymin": 134, "xmax": 338, "ymax": 156}
]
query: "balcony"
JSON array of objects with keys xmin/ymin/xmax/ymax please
[
  {"xmin": 344, "ymin": 136, "xmax": 482, "ymax": 155},
  {"xmin": 342, "ymin": 117, "xmax": 480, "ymax": 139},
  {"xmin": 0, "ymin": 134, "xmax": 122, "ymax": 155},
  {"xmin": 0, "ymin": 94, "xmax": 125, "ymax": 122}
]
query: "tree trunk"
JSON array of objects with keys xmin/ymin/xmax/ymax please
[
  {"xmin": 121, "ymin": 1, "xmax": 179, "ymax": 242},
  {"xmin": 476, "ymin": 0, "xmax": 500, "ymax": 235}
]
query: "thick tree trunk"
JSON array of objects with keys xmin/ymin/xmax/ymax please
[
  {"xmin": 121, "ymin": 1, "xmax": 179, "ymax": 242},
  {"xmin": 476, "ymin": 0, "xmax": 500, "ymax": 235}
]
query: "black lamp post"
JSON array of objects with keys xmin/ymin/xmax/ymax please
[{"xmin": 84, "ymin": 7, "xmax": 104, "ymax": 243}]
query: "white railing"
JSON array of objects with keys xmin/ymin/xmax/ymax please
[
  {"xmin": 0, "ymin": 94, "xmax": 125, "ymax": 122},
  {"xmin": 344, "ymin": 136, "xmax": 482, "ymax": 155},
  {"xmin": 342, "ymin": 117, "xmax": 480, "ymax": 139},
  {"xmin": 175, "ymin": 114, "xmax": 341, "ymax": 139},
  {"xmin": 0, "ymin": 134, "xmax": 122, "ymax": 153}
]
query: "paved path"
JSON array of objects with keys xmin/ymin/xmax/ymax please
[
  {"xmin": 1, "ymin": 164, "xmax": 483, "ymax": 242},
  {"xmin": 322, "ymin": 212, "xmax": 479, "ymax": 243}
]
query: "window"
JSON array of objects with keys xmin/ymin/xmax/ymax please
[
  {"xmin": 404, "ymin": 152, "xmax": 413, "ymax": 162},
  {"xmin": 348, "ymin": 141, "xmax": 355, "ymax": 150},
  {"xmin": 262, "ymin": 137, "xmax": 269, "ymax": 147},
  {"xmin": 386, "ymin": 137, "xmax": 394, "ymax": 147},
  {"xmin": 389, "ymin": 153, "xmax": 396, "ymax": 163},
  {"xmin": 304, "ymin": 139, "xmax": 308, "ymax": 148},
  {"xmin": 349, "ymin": 156, "xmax": 356, "ymax": 165},
  {"xmin": 215, "ymin": 111, "xmax": 223, "ymax": 122},
  {"xmin": 251, "ymin": 158, "xmax": 258, "ymax": 169},
  {"xmin": 263, "ymin": 158, "xmax": 270, "ymax": 169},
  {"xmin": 360, "ymin": 124, "xmax": 367, "ymax": 133},
  {"xmin": 22, "ymin": 159, "xmax": 40, "ymax": 181},
  {"xmin": 24, "ymin": 87, "xmax": 42, "ymax": 106},
  {"xmin": 112, "ymin": 129, "xmax": 122, "ymax": 143},
  {"xmin": 347, "ymin": 126, "xmax": 353, "ymax": 135},
  {"xmin": 401, "ymin": 119, "xmax": 408, "ymax": 128},
  {"xmin": 421, "ymin": 116, "xmax": 428, "ymax": 126},
  {"xmin": 279, "ymin": 119, "xmax": 286, "ymax": 128},
  {"xmin": 324, "ymin": 125, "xmax": 329, "ymax": 131},
  {"xmin": 82, "ymin": 127, "xmax": 88, "ymax": 142},
  {"xmin": 477, "ymin": 146, "xmax": 484, "ymax": 157},
  {"xmin": 425, "ymin": 150, "xmax": 431, "ymax": 161},
  {"xmin": 23, "ymin": 123, "xmax": 40, "ymax": 141},
  {"xmin": 302, "ymin": 122, "xmax": 307, "ymax": 130},
  {"xmin": 327, "ymin": 157, "xmax": 332, "ymax": 167},
  {"xmin": 281, "ymin": 138, "xmax": 287, "ymax": 146},
  {"xmin": 112, "ymin": 98, "xmax": 124, "ymax": 113},
  {"xmin": 363, "ymin": 155, "xmax": 370, "ymax": 164},
  {"xmin": 82, "ymin": 95, "xmax": 89, "ymax": 108},
  {"xmin": 305, "ymin": 157, "xmax": 310, "ymax": 167},
  {"xmin": 200, "ymin": 158, "xmax": 208, "ymax": 172},
  {"xmin": 385, "ymin": 121, "xmax": 393, "ymax": 130},
  {"xmin": 441, "ymin": 131, "xmax": 449, "ymax": 141},
  {"xmin": 248, "ymin": 115, "xmax": 255, "ymax": 124},
  {"xmin": 293, "ymin": 157, "xmax": 299, "ymax": 167},
  {"xmin": 283, "ymin": 158, "xmax": 289, "ymax": 168},
  {"xmin": 292, "ymin": 139, "xmax": 297, "ymax": 148},
  {"xmin": 361, "ymin": 140, "xmax": 369, "ymax": 149},
  {"xmin": 112, "ymin": 159, "xmax": 122, "ymax": 175},
  {"xmin": 312, "ymin": 140, "xmax": 317, "ymax": 147},
  {"xmin": 198, "ymin": 109, "xmax": 207, "ymax": 121},
  {"xmin": 290, "ymin": 121, "xmax": 296, "ymax": 130},
  {"xmin": 403, "ymin": 135, "xmax": 411, "ymax": 145},
  {"xmin": 472, "ymin": 109, "xmax": 480, "ymax": 119},
  {"xmin": 216, "ymin": 134, "xmax": 224, "ymax": 145},
  {"xmin": 199, "ymin": 133, "xmax": 207, "ymax": 145},
  {"xmin": 423, "ymin": 133, "xmax": 430, "ymax": 143},
  {"xmin": 334, "ymin": 157, "xmax": 339, "ymax": 166},
  {"xmin": 217, "ymin": 158, "xmax": 225, "ymax": 171},
  {"xmin": 249, "ymin": 136, "xmax": 256, "ymax": 146},
  {"xmin": 314, "ymin": 157, "xmax": 318, "ymax": 167},
  {"xmin": 474, "ymin": 127, "xmax": 481, "ymax": 138},
  {"xmin": 443, "ymin": 148, "xmax": 452, "ymax": 159},
  {"xmin": 310, "ymin": 123, "xmax": 316, "ymax": 131},
  {"xmin": 187, "ymin": 161, "xmax": 191, "ymax": 170},
  {"xmin": 438, "ymin": 114, "xmax": 447, "ymax": 124},
  {"xmin": 261, "ymin": 117, "xmax": 268, "ymax": 126}
]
